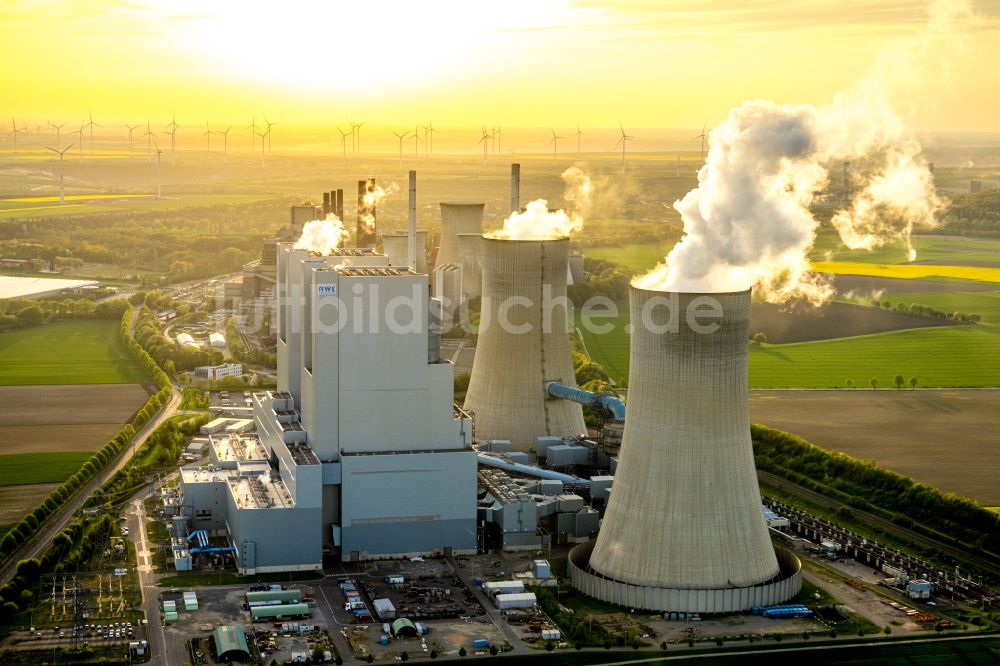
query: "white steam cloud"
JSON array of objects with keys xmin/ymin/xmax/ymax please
[
  {"xmin": 487, "ymin": 166, "xmax": 592, "ymax": 240},
  {"xmin": 294, "ymin": 214, "xmax": 350, "ymax": 254},
  {"xmin": 635, "ymin": 1, "xmax": 967, "ymax": 301},
  {"xmin": 361, "ymin": 182, "xmax": 398, "ymax": 232}
]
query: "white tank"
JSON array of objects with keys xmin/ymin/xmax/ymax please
[
  {"xmin": 576, "ymin": 286, "xmax": 798, "ymax": 611},
  {"xmin": 436, "ymin": 202, "xmax": 484, "ymax": 270},
  {"xmin": 464, "ymin": 237, "xmax": 585, "ymax": 452}
]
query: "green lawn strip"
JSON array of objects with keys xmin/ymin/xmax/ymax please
[
  {"xmin": 0, "ymin": 451, "xmax": 94, "ymax": 486},
  {"xmin": 0, "ymin": 319, "xmax": 148, "ymax": 385}
]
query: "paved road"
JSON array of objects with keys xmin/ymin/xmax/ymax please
[
  {"xmin": 0, "ymin": 384, "xmax": 181, "ymax": 585},
  {"xmin": 132, "ymin": 497, "xmax": 169, "ymax": 666},
  {"xmin": 445, "ymin": 556, "xmax": 531, "ymax": 656}
]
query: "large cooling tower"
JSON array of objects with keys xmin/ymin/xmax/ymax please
[
  {"xmin": 569, "ymin": 287, "xmax": 802, "ymax": 613},
  {"xmin": 436, "ymin": 202, "xmax": 484, "ymax": 270},
  {"xmin": 464, "ymin": 237, "xmax": 586, "ymax": 451}
]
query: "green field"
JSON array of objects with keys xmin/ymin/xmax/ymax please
[
  {"xmin": 881, "ymin": 289, "xmax": 1000, "ymax": 325},
  {"xmin": 577, "ymin": 308, "xmax": 1000, "ymax": 387},
  {"xmin": 584, "ymin": 234, "xmax": 1000, "ymax": 275},
  {"xmin": 0, "ymin": 319, "xmax": 148, "ymax": 385},
  {"xmin": 0, "ymin": 451, "xmax": 94, "ymax": 486}
]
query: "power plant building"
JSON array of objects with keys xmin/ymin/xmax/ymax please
[
  {"xmin": 435, "ymin": 202, "xmax": 484, "ymax": 270},
  {"xmin": 176, "ymin": 243, "xmax": 477, "ymax": 572}
]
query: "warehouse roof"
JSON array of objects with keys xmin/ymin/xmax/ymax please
[{"xmin": 213, "ymin": 625, "xmax": 250, "ymax": 660}]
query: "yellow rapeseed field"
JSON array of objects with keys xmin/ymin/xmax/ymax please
[{"xmin": 810, "ymin": 261, "xmax": 1000, "ymax": 284}]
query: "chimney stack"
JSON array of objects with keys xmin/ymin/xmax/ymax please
[
  {"xmin": 510, "ymin": 163, "xmax": 520, "ymax": 214},
  {"xmin": 408, "ymin": 171, "xmax": 417, "ymax": 271},
  {"xmin": 322, "ymin": 191, "xmax": 331, "ymax": 216}
]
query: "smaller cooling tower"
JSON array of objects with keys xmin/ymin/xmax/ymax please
[
  {"xmin": 456, "ymin": 233, "xmax": 483, "ymax": 300},
  {"xmin": 569, "ymin": 286, "xmax": 801, "ymax": 613},
  {"xmin": 463, "ymin": 237, "xmax": 586, "ymax": 452},
  {"xmin": 436, "ymin": 202, "xmax": 484, "ymax": 270}
]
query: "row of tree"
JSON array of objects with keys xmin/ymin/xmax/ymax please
[
  {"xmin": 875, "ymin": 299, "xmax": 981, "ymax": 324},
  {"xmin": 133, "ymin": 306, "xmax": 223, "ymax": 372},
  {"xmin": 0, "ymin": 295, "xmax": 128, "ymax": 332},
  {"xmin": 752, "ymin": 424, "xmax": 1000, "ymax": 556}
]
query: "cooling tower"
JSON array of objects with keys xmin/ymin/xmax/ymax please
[
  {"xmin": 569, "ymin": 286, "xmax": 802, "ymax": 613},
  {"xmin": 456, "ymin": 233, "xmax": 483, "ymax": 299},
  {"xmin": 463, "ymin": 237, "xmax": 586, "ymax": 451},
  {"xmin": 436, "ymin": 202, "xmax": 484, "ymax": 270}
]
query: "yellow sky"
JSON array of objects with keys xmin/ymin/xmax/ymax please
[{"xmin": 2, "ymin": 0, "xmax": 999, "ymax": 132}]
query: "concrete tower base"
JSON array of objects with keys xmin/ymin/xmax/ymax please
[{"xmin": 569, "ymin": 541, "xmax": 802, "ymax": 614}]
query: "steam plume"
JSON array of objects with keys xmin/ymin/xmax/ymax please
[
  {"xmin": 636, "ymin": 1, "xmax": 966, "ymax": 301},
  {"xmin": 488, "ymin": 166, "xmax": 592, "ymax": 240},
  {"xmin": 294, "ymin": 214, "xmax": 350, "ymax": 254},
  {"xmin": 361, "ymin": 182, "xmax": 398, "ymax": 232}
]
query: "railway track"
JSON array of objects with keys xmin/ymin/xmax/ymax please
[{"xmin": 757, "ymin": 470, "xmax": 1000, "ymax": 581}]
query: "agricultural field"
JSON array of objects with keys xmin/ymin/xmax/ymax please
[
  {"xmin": 0, "ymin": 383, "xmax": 150, "ymax": 454},
  {"xmin": 576, "ymin": 302, "xmax": 997, "ymax": 387},
  {"xmin": 810, "ymin": 260, "xmax": 1000, "ymax": 283},
  {"xmin": 0, "ymin": 320, "xmax": 149, "ymax": 531},
  {"xmin": 750, "ymin": 389, "xmax": 1000, "ymax": 505},
  {"xmin": 0, "ymin": 319, "xmax": 148, "ymax": 385},
  {"xmin": 880, "ymin": 289, "xmax": 1000, "ymax": 325}
]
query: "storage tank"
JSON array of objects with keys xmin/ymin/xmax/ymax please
[
  {"xmin": 569, "ymin": 286, "xmax": 802, "ymax": 612},
  {"xmin": 463, "ymin": 237, "xmax": 585, "ymax": 451},
  {"xmin": 436, "ymin": 202, "xmax": 484, "ymax": 270}
]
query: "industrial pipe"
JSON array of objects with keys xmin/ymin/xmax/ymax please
[
  {"xmin": 476, "ymin": 452, "xmax": 589, "ymax": 485},
  {"xmin": 545, "ymin": 382, "xmax": 625, "ymax": 421}
]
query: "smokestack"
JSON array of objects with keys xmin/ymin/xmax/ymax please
[
  {"xmin": 336, "ymin": 189, "xmax": 344, "ymax": 221},
  {"xmin": 463, "ymin": 237, "xmax": 586, "ymax": 451},
  {"xmin": 510, "ymin": 163, "xmax": 520, "ymax": 214},
  {"xmin": 408, "ymin": 171, "xmax": 417, "ymax": 271},
  {"xmin": 436, "ymin": 203, "xmax": 484, "ymax": 270},
  {"xmin": 569, "ymin": 287, "xmax": 802, "ymax": 612},
  {"xmin": 322, "ymin": 192, "xmax": 331, "ymax": 216}
]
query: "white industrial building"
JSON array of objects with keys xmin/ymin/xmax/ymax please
[
  {"xmin": 175, "ymin": 240, "xmax": 477, "ymax": 573},
  {"xmin": 194, "ymin": 363, "xmax": 243, "ymax": 381}
]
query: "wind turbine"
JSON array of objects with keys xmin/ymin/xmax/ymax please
[
  {"xmin": 124, "ymin": 123, "xmax": 140, "ymax": 159},
  {"xmin": 151, "ymin": 137, "xmax": 163, "ymax": 199},
  {"xmin": 354, "ymin": 121, "xmax": 365, "ymax": 153},
  {"xmin": 263, "ymin": 118, "xmax": 278, "ymax": 152},
  {"xmin": 574, "ymin": 125, "xmax": 583, "ymax": 155},
  {"xmin": 426, "ymin": 121, "xmax": 436, "ymax": 156},
  {"xmin": 47, "ymin": 144, "xmax": 74, "ymax": 204},
  {"xmin": 202, "ymin": 122, "xmax": 216, "ymax": 153},
  {"xmin": 73, "ymin": 123, "xmax": 85, "ymax": 161},
  {"xmin": 336, "ymin": 127, "xmax": 349, "ymax": 164},
  {"xmin": 616, "ymin": 122, "xmax": 635, "ymax": 172},
  {"xmin": 220, "ymin": 126, "xmax": 232, "ymax": 157},
  {"xmin": 255, "ymin": 128, "xmax": 267, "ymax": 167},
  {"xmin": 83, "ymin": 111, "xmax": 101, "ymax": 156},
  {"xmin": 7, "ymin": 119, "xmax": 25, "ymax": 157},
  {"xmin": 694, "ymin": 123, "xmax": 708, "ymax": 162},
  {"xmin": 165, "ymin": 112, "xmax": 180, "ymax": 164},
  {"xmin": 495, "ymin": 123, "xmax": 502, "ymax": 155},
  {"xmin": 392, "ymin": 130, "xmax": 408, "ymax": 169},
  {"xmin": 412, "ymin": 125, "xmax": 422, "ymax": 159},
  {"xmin": 550, "ymin": 128, "xmax": 562, "ymax": 163},
  {"xmin": 140, "ymin": 121, "xmax": 154, "ymax": 162},
  {"xmin": 49, "ymin": 121, "xmax": 67, "ymax": 145},
  {"xmin": 247, "ymin": 115, "xmax": 258, "ymax": 148},
  {"xmin": 477, "ymin": 126, "xmax": 490, "ymax": 166},
  {"xmin": 347, "ymin": 120, "xmax": 358, "ymax": 152}
]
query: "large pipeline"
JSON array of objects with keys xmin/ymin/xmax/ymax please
[
  {"xmin": 545, "ymin": 382, "xmax": 625, "ymax": 421},
  {"xmin": 476, "ymin": 452, "xmax": 589, "ymax": 485}
]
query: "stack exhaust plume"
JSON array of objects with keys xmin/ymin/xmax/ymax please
[
  {"xmin": 463, "ymin": 237, "xmax": 585, "ymax": 451},
  {"xmin": 510, "ymin": 163, "xmax": 520, "ymax": 214},
  {"xmin": 569, "ymin": 286, "xmax": 801, "ymax": 612},
  {"xmin": 435, "ymin": 202, "xmax": 485, "ymax": 270}
]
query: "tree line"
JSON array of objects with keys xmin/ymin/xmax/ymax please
[
  {"xmin": 752, "ymin": 424, "xmax": 1000, "ymax": 557},
  {"xmin": 0, "ymin": 294, "xmax": 128, "ymax": 332},
  {"xmin": 874, "ymin": 299, "xmax": 981, "ymax": 324},
  {"xmin": 0, "ymin": 304, "xmax": 172, "ymax": 570}
]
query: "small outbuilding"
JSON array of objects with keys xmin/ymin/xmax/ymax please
[{"xmin": 391, "ymin": 618, "xmax": 418, "ymax": 637}]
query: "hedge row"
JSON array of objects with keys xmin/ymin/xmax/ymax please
[
  {"xmin": 0, "ymin": 306, "xmax": 171, "ymax": 569},
  {"xmin": 752, "ymin": 423, "xmax": 1000, "ymax": 557}
]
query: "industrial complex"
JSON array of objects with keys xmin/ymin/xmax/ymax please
[{"xmin": 170, "ymin": 165, "xmax": 800, "ymax": 614}]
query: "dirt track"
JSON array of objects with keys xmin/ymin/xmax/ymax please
[
  {"xmin": 750, "ymin": 389, "xmax": 1000, "ymax": 505},
  {"xmin": 0, "ymin": 383, "xmax": 148, "ymax": 454}
]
